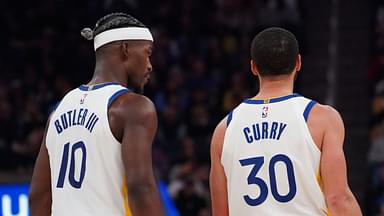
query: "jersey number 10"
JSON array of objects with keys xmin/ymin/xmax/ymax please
[
  {"xmin": 239, "ymin": 154, "xmax": 297, "ymax": 206},
  {"xmin": 56, "ymin": 141, "xmax": 87, "ymax": 189}
]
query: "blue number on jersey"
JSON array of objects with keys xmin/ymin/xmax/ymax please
[
  {"xmin": 239, "ymin": 154, "xmax": 297, "ymax": 206},
  {"xmin": 239, "ymin": 157, "xmax": 268, "ymax": 206},
  {"xmin": 56, "ymin": 141, "xmax": 87, "ymax": 189}
]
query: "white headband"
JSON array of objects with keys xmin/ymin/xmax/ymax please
[{"xmin": 93, "ymin": 27, "xmax": 153, "ymax": 50}]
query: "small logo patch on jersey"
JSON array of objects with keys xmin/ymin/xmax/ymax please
[
  {"xmin": 80, "ymin": 94, "xmax": 88, "ymax": 104},
  {"xmin": 262, "ymin": 106, "xmax": 269, "ymax": 118}
]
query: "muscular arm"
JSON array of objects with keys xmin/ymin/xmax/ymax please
[
  {"xmin": 311, "ymin": 105, "xmax": 362, "ymax": 216},
  {"xmin": 210, "ymin": 118, "xmax": 229, "ymax": 216},
  {"xmin": 110, "ymin": 93, "xmax": 164, "ymax": 216},
  {"xmin": 29, "ymin": 119, "xmax": 52, "ymax": 216}
]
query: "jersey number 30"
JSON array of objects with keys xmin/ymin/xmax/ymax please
[
  {"xmin": 56, "ymin": 141, "xmax": 87, "ymax": 189},
  {"xmin": 239, "ymin": 154, "xmax": 296, "ymax": 206}
]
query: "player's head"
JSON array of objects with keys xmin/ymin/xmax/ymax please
[
  {"xmin": 250, "ymin": 27, "xmax": 300, "ymax": 79},
  {"xmin": 81, "ymin": 13, "xmax": 153, "ymax": 93}
]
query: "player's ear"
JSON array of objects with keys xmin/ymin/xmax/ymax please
[
  {"xmin": 121, "ymin": 42, "xmax": 130, "ymax": 59},
  {"xmin": 295, "ymin": 54, "xmax": 302, "ymax": 72},
  {"xmin": 250, "ymin": 60, "xmax": 259, "ymax": 76}
]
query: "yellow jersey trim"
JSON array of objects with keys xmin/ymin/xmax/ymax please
[
  {"xmin": 317, "ymin": 168, "xmax": 331, "ymax": 216},
  {"xmin": 122, "ymin": 177, "xmax": 132, "ymax": 216}
]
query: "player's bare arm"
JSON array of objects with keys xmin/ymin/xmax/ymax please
[
  {"xmin": 29, "ymin": 118, "xmax": 52, "ymax": 216},
  {"xmin": 308, "ymin": 104, "xmax": 362, "ymax": 216},
  {"xmin": 210, "ymin": 118, "xmax": 229, "ymax": 216},
  {"xmin": 109, "ymin": 92, "xmax": 164, "ymax": 216}
]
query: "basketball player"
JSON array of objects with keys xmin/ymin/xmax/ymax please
[
  {"xmin": 29, "ymin": 13, "xmax": 164, "ymax": 216},
  {"xmin": 210, "ymin": 27, "xmax": 362, "ymax": 215}
]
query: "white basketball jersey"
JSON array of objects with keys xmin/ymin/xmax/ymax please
[
  {"xmin": 221, "ymin": 94, "xmax": 330, "ymax": 215},
  {"xmin": 46, "ymin": 83, "xmax": 132, "ymax": 216}
]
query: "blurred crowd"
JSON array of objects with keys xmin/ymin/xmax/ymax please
[
  {"xmin": 0, "ymin": 0, "xmax": 304, "ymax": 214},
  {"xmin": 367, "ymin": 1, "xmax": 384, "ymax": 215}
]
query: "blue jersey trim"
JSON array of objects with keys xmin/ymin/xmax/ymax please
[
  {"xmin": 303, "ymin": 100, "xmax": 317, "ymax": 122},
  {"xmin": 226, "ymin": 111, "xmax": 233, "ymax": 127},
  {"xmin": 52, "ymin": 100, "xmax": 61, "ymax": 111},
  {"xmin": 108, "ymin": 89, "xmax": 130, "ymax": 108},
  {"xmin": 78, "ymin": 82, "xmax": 120, "ymax": 91},
  {"xmin": 243, "ymin": 93, "xmax": 301, "ymax": 104}
]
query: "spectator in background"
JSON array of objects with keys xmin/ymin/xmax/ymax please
[
  {"xmin": 0, "ymin": 0, "xmax": 306, "ymax": 213},
  {"xmin": 368, "ymin": 2, "xmax": 384, "ymax": 215}
]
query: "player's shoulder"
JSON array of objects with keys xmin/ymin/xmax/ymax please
[
  {"xmin": 111, "ymin": 92, "xmax": 156, "ymax": 121},
  {"xmin": 310, "ymin": 102, "xmax": 344, "ymax": 125},
  {"xmin": 211, "ymin": 117, "xmax": 227, "ymax": 157},
  {"xmin": 214, "ymin": 117, "xmax": 227, "ymax": 135},
  {"xmin": 118, "ymin": 92, "xmax": 154, "ymax": 109}
]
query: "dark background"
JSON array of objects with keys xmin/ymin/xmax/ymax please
[{"xmin": 0, "ymin": 0, "xmax": 380, "ymax": 215}]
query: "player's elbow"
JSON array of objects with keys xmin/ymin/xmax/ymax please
[
  {"xmin": 128, "ymin": 181, "xmax": 154, "ymax": 195},
  {"xmin": 127, "ymin": 179, "xmax": 157, "ymax": 201},
  {"xmin": 326, "ymin": 193, "xmax": 351, "ymax": 208},
  {"xmin": 325, "ymin": 191, "xmax": 361, "ymax": 216}
]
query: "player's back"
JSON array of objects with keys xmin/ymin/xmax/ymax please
[
  {"xmin": 46, "ymin": 83, "xmax": 131, "ymax": 216},
  {"xmin": 222, "ymin": 94, "xmax": 329, "ymax": 215}
]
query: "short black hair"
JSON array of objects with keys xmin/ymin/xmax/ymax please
[
  {"xmin": 81, "ymin": 12, "xmax": 146, "ymax": 41},
  {"xmin": 93, "ymin": 13, "xmax": 146, "ymax": 36},
  {"xmin": 250, "ymin": 27, "xmax": 299, "ymax": 76}
]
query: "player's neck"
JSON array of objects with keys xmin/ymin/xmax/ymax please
[
  {"xmin": 253, "ymin": 77, "xmax": 294, "ymax": 100},
  {"xmin": 88, "ymin": 60, "xmax": 127, "ymax": 87}
]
